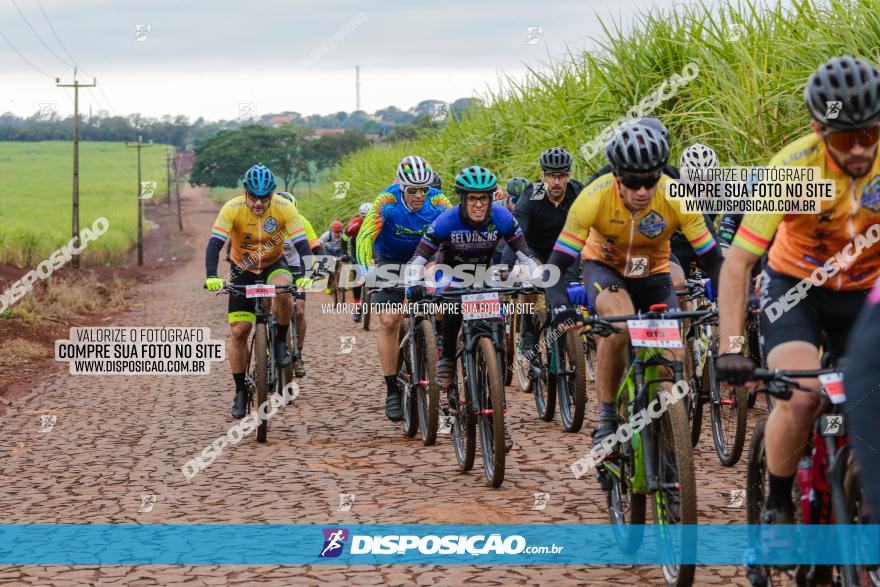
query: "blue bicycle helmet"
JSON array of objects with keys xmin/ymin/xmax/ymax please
[{"xmin": 243, "ymin": 164, "xmax": 277, "ymax": 197}]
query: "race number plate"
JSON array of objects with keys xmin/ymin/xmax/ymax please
[
  {"xmin": 818, "ymin": 372, "xmax": 845, "ymax": 404},
  {"xmin": 627, "ymin": 319, "xmax": 683, "ymax": 348},
  {"xmin": 461, "ymin": 293, "xmax": 502, "ymax": 321},
  {"xmin": 245, "ymin": 284, "xmax": 276, "ymax": 298}
]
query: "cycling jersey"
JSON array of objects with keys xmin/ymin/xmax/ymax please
[
  {"xmin": 506, "ymin": 179, "xmax": 585, "ymax": 262},
  {"xmin": 552, "ymin": 172, "xmax": 719, "ymax": 276},
  {"xmin": 356, "ymin": 184, "xmax": 451, "ymax": 266},
  {"xmin": 411, "ymin": 204, "xmax": 528, "ymax": 268},
  {"xmin": 209, "ymin": 195, "xmax": 308, "ymax": 272},
  {"xmin": 733, "ymin": 132, "xmax": 880, "ymax": 290},
  {"xmin": 320, "ymin": 229, "xmax": 345, "ymax": 253},
  {"xmin": 283, "ymin": 214, "xmax": 320, "ymax": 268},
  {"xmin": 343, "ymin": 215, "xmax": 364, "ymax": 258}
]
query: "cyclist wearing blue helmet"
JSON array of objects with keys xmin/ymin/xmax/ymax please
[{"xmin": 204, "ymin": 163, "xmax": 313, "ymax": 419}]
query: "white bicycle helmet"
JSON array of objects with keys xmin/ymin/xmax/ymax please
[
  {"xmin": 396, "ymin": 155, "xmax": 433, "ymax": 187},
  {"xmin": 277, "ymin": 191, "xmax": 297, "ymax": 207},
  {"xmin": 679, "ymin": 143, "xmax": 719, "ymax": 169}
]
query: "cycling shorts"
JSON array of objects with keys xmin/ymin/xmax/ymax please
[
  {"xmin": 370, "ymin": 258, "xmax": 405, "ymax": 308},
  {"xmin": 582, "ymin": 261, "xmax": 679, "ymax": 313},
  {"xmin": 228, "ymin": 258, "xmax": 293, "ymax": 322},
  {"xmin": 758, "ymin": 268, "xmax": 868, "ymax": 360}
]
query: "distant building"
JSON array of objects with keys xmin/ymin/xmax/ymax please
[{"xmin": 265, "ymin": 114, "xmax": 297, "ymax": 127}]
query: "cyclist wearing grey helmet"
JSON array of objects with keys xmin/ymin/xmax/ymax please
[
  {"xmin": 545, "ymin": 124, "xmax": 723, "ymax": 449},
  {"xmin": 718, "ymin": 56, "xmax": 880, "ymax": 553}
]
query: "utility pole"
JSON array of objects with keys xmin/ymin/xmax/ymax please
[
  {"xmin": 125, "ymin": 135, "xmax": 152, "ymax": 265},
  {"xmin": 57, "ymin": 68, "xmax": 96, "ymax": 269},
  {"xmin": 165, "ymin": 150, "xmax": 172, "ymax": 208},
  {"xmin": 355, "ymin": 65, "xmax": 360, "ymax": 111},
  {"xmin": 175, "ymin": 153, "xmax": 183, "ymax": 232}
]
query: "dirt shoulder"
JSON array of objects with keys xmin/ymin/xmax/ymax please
[{"xmin": 0, "ymin": 185, "xmax": 213, "ymax": 403}]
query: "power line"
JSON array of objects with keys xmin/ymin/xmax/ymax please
[
  {"xmin": 10, "ymin": 0, "xmax": 73, "ymax": 68},
  {"xmin": 0, "ymin": 29, "xmax": 55, "ymax": 78},
  {"xmin": 33, "ymin": 0, "xmax": 89, "ymax": 76}
]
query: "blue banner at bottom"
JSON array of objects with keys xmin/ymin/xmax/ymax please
[{"xmin": 0, "ymin": 524, "xmax": 879, "ymax": 565}]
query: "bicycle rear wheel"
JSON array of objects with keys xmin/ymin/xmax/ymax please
[
  {"xmin": 708, "ymin": 350, "xmax": 747, "ymax": 466},
  {"xmin": 475, "ymin": 337, "xmax": 505, "ymax": 487},
  {"xmin": 513, "ymin": 312, "xmax": 532, "ymax": 393},
  {"xmin": 843, "ymin": 459, "xmax": 880, "ymax": 586},
  {"xmin": 416, "ymin": 319, "xmax": 440, "ymax": 445},
  {"xmin": 503, "ymin": 313, "xmax": 514, "ymax": 387},
  {"xmin": 557, "ymin": 329, "xmax": 587, "ymax": 433},
  {"xmin": 253, "ymin": 322, "xmax": 270, "ymax": 443},
  {"xmin": 450, "ymin": 349, "xmax": 475, "ymax": 471},
  {"xmin": 653, "ymin": 394, "xmax": 697, "ymax": 587}
]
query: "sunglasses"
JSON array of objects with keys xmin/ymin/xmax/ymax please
[
  {"xmin": 822, "ymin": 126, "xmax": 880, "ymax": 151},
  {"xmin": 543, "ymin": 172, "xmax": 570, "ymax": 181},
  {"xmin": 403, "ymin": 185, "xmax": 429, "ymax": 196},
  {"xmin": 617, "ymin": 171, "xmax": 662, "ymax": 190}
]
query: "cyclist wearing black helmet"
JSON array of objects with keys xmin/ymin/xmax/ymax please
[
  {"xmin": 545, "ymin": 125, "xmax": 723, "ymax": 448},
  {"xmin": 718, "ymin": 56, "xmax": 880, "ymax": 543}
]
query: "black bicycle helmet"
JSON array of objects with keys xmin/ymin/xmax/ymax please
[
  {"xmin": 539, "ymin": 147, "xmax": 573, "ymax": 171},
  {"xmin": 431, "ymin": 172, "xmax": 442, "ymax": 190},
  {"xmin": 605, "ymin": 124, "xmax": 669, "ymax": 173},
  {"xmin": 632, "ymin": 117, "xmax": 670, "ymax": 145},
  {"xmin": 804, "ymin": 55, "xmax": 880, "ymax": 129},
  {"xmin": 506, "ymin": 177, "xmax": 529, "ymax": 201}
]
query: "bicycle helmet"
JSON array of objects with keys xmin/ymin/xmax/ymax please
[
  {"xmin": 396, "ymin": 155, "xmax": 433, "ymax": 187},
  {"xmin": 358, "ymin": 202, "xmax": 372, "ymax": 216},
  {"xmin": 506, "ymin": 177, "xmax": 529, "ymax": 201},
  {"xmin": 331, "ymin": 220, "xmax": 343, "ymax": 232},
  {"xmin": 431, "ymin": 172, "xmax": 443, "ymax": 190},
  {"xmin": 243, "ymin": 163, "xmax": 276, "ymax": 197},
  {"xmin": 539, "ymin": 147, "xmax": 573, "ymax": 171},
  {"xmin": 632, "ymin": 117, "xmax": 670, "ymax": 145},
  {"xmin": 605, "ymin": 124, "xmax": 669, "ymax": 173},
  {"xmin": 679, "ymin": 143, "xmax": 719, "ymax": 169},
  {"xmin": 454, "ymin": 165, "xmax": 497, "ymax": 196},
  {"xmin": 805, "ymin": 55, "xmax": 880, "ymax": 129},
  {"xmin": 277, "ymin": 191, "xmax": 297, "ymax": 207}
]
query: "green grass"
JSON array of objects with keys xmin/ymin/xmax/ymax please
[
  {"xmin": 313, "ymin": 0, "xmax": 880, "ymax": 204},
  {"xmin": 0, "ymin": 141, "xmax": 173, "ymax": 266}
]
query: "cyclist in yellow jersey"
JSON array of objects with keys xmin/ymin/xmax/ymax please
[
  {"xmin": 718, "ymin": 56, "xmax": 880, "ymax": 538},
  {"xmin": 545, "ymin": 124, "xmax": 724, "ymax": 447},
  {"xmin": 204, "ymin": 164, "xmax": 313, "ymax": 419}
]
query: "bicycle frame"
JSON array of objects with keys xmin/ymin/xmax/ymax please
[{"xmin": 458, "ymin": 317, "xmax": 506, "ymax": 414}]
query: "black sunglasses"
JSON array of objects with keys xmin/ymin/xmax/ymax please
[{"xmin": 617, "ymin": 171, "xmax": 662, "ymax": 190}]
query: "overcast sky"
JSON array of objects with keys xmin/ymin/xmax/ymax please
[{"xmin": 1, "ymin": 0, "xmax": 727, "ymax": 120}]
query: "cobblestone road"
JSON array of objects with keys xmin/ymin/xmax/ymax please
[{"xmin": 0, "ymin": 187, "xmax": 758, "ymax": 585}]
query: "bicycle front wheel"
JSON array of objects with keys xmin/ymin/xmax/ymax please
[
  {"xmin": 399, "ymin": 339, "xmax": 418, "ymax": 439},
  {"xmin": 476, "ymin": 337, "xmax": 505, "ymax": 487},
  {"xmin": 416, "ymin": 319, "xmax": 439, "ymax": 445},
  {"xmin": 653, "ymin": 393, "xmax": 697, "ymax": 587},
  {"xmin": 253, "ymin": 322, "xmax": 270, "ymax": 443},
  {"xmin": 450, "ymin": 350, "xmax": 475, "ymax": 472},
  {"xmin": 708, "ymin": 350, "xmax": 747, "ymax": 466},
  {"xmin": 557, "ymin": 329, "xmax": 587, "ymax": 433},
  {"xmin": 533, "ymin": 329, "xmax": 556, "ymax": 421}
]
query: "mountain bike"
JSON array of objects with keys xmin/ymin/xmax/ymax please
[
  {"xmin": 587, "ymin": 305, "xmax": 713, "ymax": 587},
  {"xmin": 744, "ymin": 367, "xmax": 875, "ymax": 587},
  {"xmin": 394, "ymin": 291, "xmax": 440, "ymax": 446},
  {"xmin": 209, "ymin": 280, "xmax": 298, "ymax": 443},
  {"xmin": 432, "ymin": 285, "xmax": 524, "ymax": 488}
]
